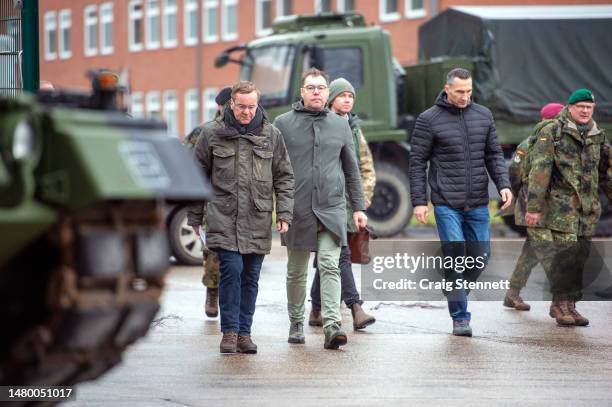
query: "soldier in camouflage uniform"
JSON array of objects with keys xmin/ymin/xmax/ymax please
[
  {"xmin": 183, "ymin": 87, "xmax": 231, "ymax": 318},
  {"xmin": 504, "ymin": 103, "xmax": 564, "ymax": 311},
  {"xmin": 308, "ymin": 78, "xmax": 377, "ymax": 330},
  {"xmin": 515, "ymin": 89, "xmax": 612, "ymax": 326}
]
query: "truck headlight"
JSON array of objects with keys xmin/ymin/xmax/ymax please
[{"xmin": 12, "ymin": 120, "xmax": 35, "ymax": 161}]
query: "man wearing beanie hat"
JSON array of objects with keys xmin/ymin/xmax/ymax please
[
  {"xmin": 517, "ymin": 88, "xmax": 612, "ymax": 326},
  {"xmin": 308, "ymin": 78, "xmax": 377, "ymax": 331}
]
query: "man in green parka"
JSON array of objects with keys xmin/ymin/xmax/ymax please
[{"xmin": 274, "ymin": 68, "xmax": 367, "ymax": 350}]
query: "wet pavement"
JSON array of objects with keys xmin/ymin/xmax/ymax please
[{"xmin": 68, "ymin": 239, "xmax": 612, "ymax": 406}]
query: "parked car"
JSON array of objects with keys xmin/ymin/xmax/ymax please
[{"xmin": 166, "ymin": 204, "xmax": 204, "ymax": 266}]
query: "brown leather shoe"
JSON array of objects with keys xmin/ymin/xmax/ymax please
[
  {"xmin": 237, "ymin": 335, "xmax": 258, "ymax": 354},
  {"xmin": 220, "ymin": 332, "xmax": 237, "ymax": 353},
  {"xmin": 351, "ymin": 303, "xmax": 376, "ymax": 330},
  {"xmin": 308, "ymin": 307, "xmax": 322, "ymax": 327},
  {"xmin": 205, "ymin": 288, "xmax": 219, "ymax": 318},
  {"xmin": 549, "ymin": 298, "xmax": 575, "ymax": 326},
  {"xmin": 503, "ymin": 288, "xmax": 531, "ymax": 311},
  {"xmin": 567, "ymin": 300, "xmax": 589, "ymax": 326}
]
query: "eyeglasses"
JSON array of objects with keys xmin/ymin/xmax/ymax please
[{"xmin": 302, "ymin": 85, "xmax": 328, "ymax": 93}]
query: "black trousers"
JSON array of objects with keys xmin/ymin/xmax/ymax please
[{"xmin": 310, "ymin": 245, "xmax": 363, "ymax": 309}]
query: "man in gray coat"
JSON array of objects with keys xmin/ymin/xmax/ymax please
[{"xmin": 274, "ymin": 68, "xmax": 367, "ymax": 350}]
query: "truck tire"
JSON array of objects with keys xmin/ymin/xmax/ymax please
[
  {"xmin": 367, "ymin": 162, "xmax": 413, "ymax": 237},
  {"xmin": 168, "ymin": 206, "xmax": 203, "ymax": 266}
]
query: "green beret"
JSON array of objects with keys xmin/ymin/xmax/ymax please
[
  {"xmin": 328, "ymin": 78, "xmax": 355, "ymax": 106},
  {"xmin": 568, "ymin": 88, "xmax": 595, "ymax": 105}
]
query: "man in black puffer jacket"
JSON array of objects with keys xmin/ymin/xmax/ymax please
[{"xmin": 409, "ymin": 68, "xmax": 512, "ymax": 337}]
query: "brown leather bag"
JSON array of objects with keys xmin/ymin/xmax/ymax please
[{"xmin": 348, "ymin": 226, "xmax": 377, "ymax": 264}]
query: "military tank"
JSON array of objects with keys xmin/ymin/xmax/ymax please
[{"xmin": 0, "ymin": 70, "xmax": 212, "ymax": 389}]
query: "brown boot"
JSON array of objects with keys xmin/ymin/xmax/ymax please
[
  {"xmin": 237, "ymin": 335, "xmax": 258, "ymax": 354},
  {"xmin": 205, "ymin": 288, "xmax": 219, "ymax": 318},
  {"xmin": 308, "ymin": 306, "xmax": 322, "ymax": 327},
  {"xmin": 351, "ymin": 303, "xmax": 376, "ymax": 330},
  {"xmin": 503, "ymin": 287, "xmax": 531, "ymax": 311},
  {"xmin": 220, "ymin": 332, "xmax": 237, "ymax": 353},
  {"xmin": 567, "ymin": 300, "xmax": 589, "ymax": 326},
  {"xmin": 549, "ymin": 297, "xmax": 575, "ymax": 326}
]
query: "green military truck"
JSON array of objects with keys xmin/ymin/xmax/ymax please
[{"xmin": 215, "ymin": 7, "xmax": 612, "ymax": 236}]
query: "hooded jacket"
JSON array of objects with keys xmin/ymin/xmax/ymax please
[
  {"xmin": 273, "ymin": 101, "xmax": 365, "ymax": 250},
  {"xmin": 409, "ymin": 91, "xmax": 510, "ymax": 210}
]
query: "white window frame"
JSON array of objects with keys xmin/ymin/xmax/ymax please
[
  {"xmin": 129, "ymin": 0, "xmax": 144, "ymax": 52},
  {"xmin": 146, "ymin": 0, "xmax": 161, "ymax": 50},
  {"xmin": 314, "ymin": 0, "xmax": 331, "ymax": 14},
  {"xmin": 100, "ymin": 3, "xmax": 114, "ymax": 55},
  {"xmin": 336, "ymin": 0, "xmax": 354, "ymax": 13},
  {"xmin": 58, "ymin": 9, "xmax": 71, "ymax": 59},
  {"xmin": 203, "ymin": 0, "xmax": 219, "ymax": 43},
  {"xmin": 405, "ymin": 0, "xmax": 426, "ymax": 19},
  {"xmin": 44, "ymin": 11, "xmax": 57, "ymax": 61},
  {"xmin": 162, "ymin": 0, "xmax": 178, "ymax": 48},
  {"xmin": 164, "ymin": 90, "xmax": 179, "ymax": 137},
  {"xmin": 184, "ymin": 89, "xmax": 200, "ymax": 134},
  {"xmin": 379, "ymin": 0, "xmax": 400, "ymax": 23},
  {"xmin": 146, "ymin": 91, "xmax": 161, "ymax": 119},
  {"xmin": 202, "ymin": 88, "xmax": 218, "ymax": 122},
  {"xmin": 184, "ymin": 0, "xmax": 198, "ymax": 46},
  {"xmin": 84, "ymin": 5, "xmax": 98, "ymax": 57},
  {"xmin": 221, "ymin": 0, "xmax": 238, "ymax": 41},
  {"xmin": 256, "ymin": 0, "xmax": 272, "ymax": 37},
  {"xmin": 131, "ymin": 92, "xmax": 144, "ymax": 119},
  {"xmin": 276, "ymin": 0, "xmax": 293, "ymax": 19}
]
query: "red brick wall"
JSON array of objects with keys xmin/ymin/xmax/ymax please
[{"xmin": 39, "ymin": 0, "xmax": 609, "ymax": 136}]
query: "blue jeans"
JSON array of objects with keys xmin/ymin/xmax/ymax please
[
  {"xmin": 215, "ymin": 249, "xmax": 265, "ymax": 336},
  {"xmin": 434, "ymin": 205, "xmax": 491, "ymax": 321}
]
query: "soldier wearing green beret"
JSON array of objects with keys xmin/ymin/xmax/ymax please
[{"xmin": 515, "ymin": 88, "xmax": 612, "ymax": 326}]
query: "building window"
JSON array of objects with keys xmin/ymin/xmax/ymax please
[
  {"xmin": 203, "ymin": 0, "xmax": 219, "ymax": 43},
  {"xmin": 163, "ymin": 0, "xmax": 178, "ymax": 47},
  {"xmin": 314, "ymin": 0, "xmax": 331, "ymax": 14},
  {"xmin": 146, "ymin": 0, "xmax": 161, "ymax": 49},
  {"xmin": 44, "ymin": 11, "xmax": 57, "ymax": 61},
  {"xmin": 146, "ymin": 91, "xmax": 161, "ymax": 119},
  {"xmin": 185, "ymin": 89, "xmax": 200, "ymax": 134},
  {"xmin": 405, "ymin": 0, "xmax": 426, "ymax": 19},
  {"xmin": 276, "ymin": 0, "xmax": 293, "ymax": 18},
  {"xmin": 84, "ymin": 5, "xmax": 98, "ymax": 57},
  {"xmin": 337, "ymin": 0, "xmax": 355, "ymax": 12},
  {"xmin": 131, "ymin": 92, "xmax": 144, "ymax": 118},
  {"xmin": 129, "ymin": 0, "xmax": 144, "ymax": 51},
  {"xmin": 100, "ymin": 3, "xmax": 114, "ymax": 55},
  {"xmin": 380, "ymin": 0, "xmax": 400, "ymax": 22},
  {"xmin": 256, "ymin": 0, "xmax": 272, "ymax": 37},
  {"xmin": 164, "ymin": 90, "xmax": 179, "ymax": 137},
  {"xmin": 203, "ymin": 88, "xmax": 218, "ymax": 122},
  {"xmin": 221, "ymin": 0, "xmax": 238, "ymax": 41},
  {"xmin": 58, "ymin": 10, "xmax": 71, "ymax": 59},
  {"xmin": 184, "ymin": 0, "xmax": 198, "ymax": 45}
]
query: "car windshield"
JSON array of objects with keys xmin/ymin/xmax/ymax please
[{"xmin": 241, "ymin": 45, "xmax": 295, "ymax": 107}]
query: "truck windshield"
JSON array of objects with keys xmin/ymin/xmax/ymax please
[{"xmin": 241, "ymin": 45, "xmax": 295, "ymax": 107}]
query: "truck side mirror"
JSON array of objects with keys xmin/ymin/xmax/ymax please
[{"xmin": 215, "ymin": 53, "xmax": 230, "ymax": 68}]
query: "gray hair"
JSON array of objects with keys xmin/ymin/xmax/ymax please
[{"xmin": 446, "ymin": 68, "xmax": 472, "ymax": 84}]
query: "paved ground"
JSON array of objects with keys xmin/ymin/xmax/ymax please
[{"xmin": 68, "ymin": 238, "xmax": 612, "ymax": 407}]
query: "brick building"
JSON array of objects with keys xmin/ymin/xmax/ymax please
[{"xmin": 39, "ymin": 0, "xmax": 609, "ymax": 138}]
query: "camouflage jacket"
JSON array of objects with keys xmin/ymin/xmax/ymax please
[
  {"xmin": 187, "ymin": 114, "xmax": 294, "ymax": 254},
  {"xmin": 515, "ymin": 107, "xmax": 612, "ymax": 236},
  {"xmin": 347, "ymin": 113, "xmax": 376, "ymax": 233}
]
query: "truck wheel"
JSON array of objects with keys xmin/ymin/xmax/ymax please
[
  {"xmin": 168, "ymin": 206, "xmax": 203, "ymax": 266},
  {"xmin": 367, "ymin": 162, "xmax": 412, "ymax": 237}
]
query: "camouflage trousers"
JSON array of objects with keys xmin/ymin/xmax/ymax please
[
  {"xmin": 201, "ymin": 247, "xmax": 220, "ymax": 289},
  {"xmin": 522, "ymin": 228, "xmax": 591, "ymax": 300}
]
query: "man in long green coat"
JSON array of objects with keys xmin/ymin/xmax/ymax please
[{"xmin": 274, "ymin": 68, "xmax": 367, "ymax": 350}]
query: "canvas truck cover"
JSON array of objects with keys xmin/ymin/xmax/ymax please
[{"xmin": 418, "ymin": 5, "xmax": 612, "ymax": 123}]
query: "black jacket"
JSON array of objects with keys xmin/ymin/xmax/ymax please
[{"xmin": 409, "ymin": 91, "xmax": 510, "ymax": 210}]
